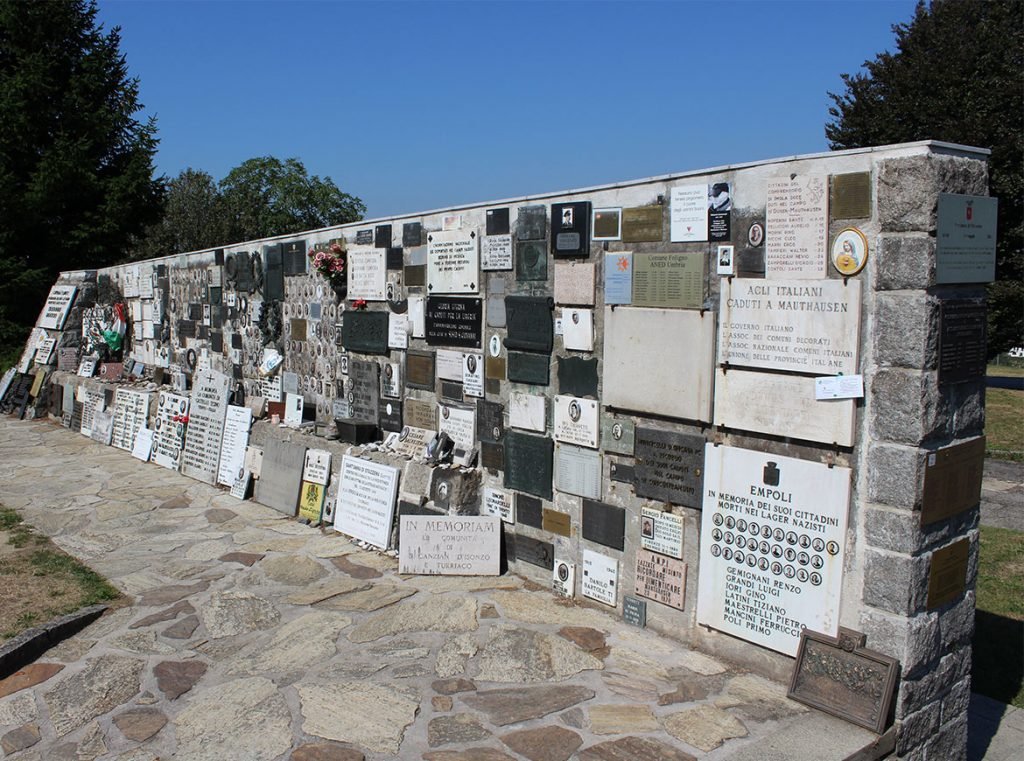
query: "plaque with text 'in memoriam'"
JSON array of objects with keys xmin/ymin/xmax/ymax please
[
  {"xmin": 504, "ymin": 296, "xmax": 553, "ymax": 353},
  {"xmin": 425, "ymin": 297, "xmax": 482, "ymax": 349},
  {"xmin": 342, "ymin": 311, "xmax": 389, "ymax": 355},
  {"xmin": 635, "ymin": 427, "xmax": 705, "ymax": 508},
  {"xmin": 504, "ymin": 431, "xmax": 554, "ymax": 501}
]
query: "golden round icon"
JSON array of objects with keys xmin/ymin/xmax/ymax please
[{"xmin": 831, "ymin": 227, "xmax": 868, "ymax": 276}]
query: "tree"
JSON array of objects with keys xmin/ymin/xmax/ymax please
[
  {"xmin": 219, "ymin": 157, "xmax": 365, "ymax": 243},
  {"xmin": 826, "ymin": 0, "xmax": 1023, "ymax": 355},
  {"xmin": 129, "ymin": 168, "xmax": 227, "ymax": 260},
  {"xmin": 0, "ymin": 0, "xmax": 163, "ymax": 354}
]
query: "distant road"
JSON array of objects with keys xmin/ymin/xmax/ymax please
[{"xmin": 987, "ymin": 375, "xmax": 1024, "ymax": 390}]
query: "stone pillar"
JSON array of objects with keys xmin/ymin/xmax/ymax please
[{"xmin": 858, "ymin": 153, "xmax": 989, "ymax": 760}]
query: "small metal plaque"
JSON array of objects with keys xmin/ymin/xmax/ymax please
[
  {"xmin": 403, "ymin": 222, "xmax": 422, "ymax": 248},
  {"xmin": 601, "ymin": 417, "xmax": 635, "ymax": 455},
  {"xmin": 830, "ymin": 172, "xmax": 872, "ymax": 220},
  {"xmin": 516, "ymin": 535, "xmax": 554, "ymax": 570},
  {"xmin": 789, "ymin": 628, "xmax": 899, "ymax": 734},
  {"xmin": 485, "ymin": 355, "xmax": 506, "ymax": 380},
  {"xmin": 543, "ymin": 508, "xmax": 571, "ymax": 537},
  {"xmin": 635, "ymin": 427, "xmax": 704, "ymax": 508},
  {"xmin": 507, "ymin": 352, "xmax": 550, "ymax": 385},
  {"xmin": 440, "ymin": 380, "xmax": 463, "ymax": 401},
  {"xmin": 425, "ymin": 297, "xmax": 482, "ymax": 349},
  {"xmin": 263, "ymin": 244, "xmax": 284, "ymax": 301},
  {"xmin": 516, "ymin": 493, "xmax": 543, "ymax": 529},
  {"xmin": 405, "ymin": 398, "xmax": 437, "ymax": 430},
  {"xmin": 341, "ymin": 311, "xmax": 388, "ymax": 354},
  {"xmin": 486, "ymin": 207, "xmax": 510, "ymax": 236},
  {"xmin": 582, "ymin": 499, "xmax": 625, "ymax": 551},
  {"xmin": 406, "ymin": 350, "xmax": 436, "ymax": 390},
  {"xmin": 939, "ymin": 300, "xmax": 987, "ymax": 385},
  {"xmin": 477, "ymin": 399, "xmax": 505, "ymax": 443},
  {"xmin": 405, "ymin": 264, "xmax": 426, "ymax": 287},
  {"xmin": 516, "ymin": 240, "xmax": 548, "ymax": 282},
  {"xmin": 558, "ymin": 356, "xmax": 599, "ymax": 398},
  {"xmin": 551, "ymin": 202, "xmax": 591, "ymax": 257},
  {"xmin": 355, "ymin": 229, "xmax": 374, "ymax": 245},
  {"xmin": 505, "ymin": 296, "xmax": 553, "ymax": 352},
  {"xmin": 632, "ymin": 252, "xmax": 705, "ymax": 309},
  {"xmin": 516, "ymin": 205, "xmax": 547, "ymax": 241},
  {"xmin": 504, "ymin": 430, "xmax": 554, "ymax": 500},
  {"xmin": 921, "ymin": 437, "xmax": 985, "ymax": 526},
  {"xmin": 623, "ymin": 595, "xmax": 647, "ymax": 627},
  {"xmin": 481, "ymin": 441, "xmax": 504, "ymax": 471},
  {"xmin": 621, "ymin": 206, "xmax": 664, "ymax": 242},
  {"xmin": 290, "ymin": 318, "xmax": 308, "ymax": 342},
  {"xmin": 609, "ymin": 461, "xmax": 634, "ymax": 484},
  {"xmin": 375, "ymin": 224, "xmax": 393, "ymax": 248},
  {"xmin": 927, "ymin": 538, "xmax": 969, "ymax": 610},
  {"xmin": 282, "ymin": 240, "xmax": 307, "ymax": 275},
  {"xmin": 379, "ymin": 399, "xmax": 403, "ymax": 432}
]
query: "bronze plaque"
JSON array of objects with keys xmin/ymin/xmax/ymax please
[
  {"xmin": 921, "ymin": 437, "xmax": 985, "ymax": 525},
  {"xmin": 621, "ymin": 206, "xmax": 664, "ymax": 242},
  {"xmin": 632, "ymin": 252, "xmax": 704, "ymax": 309},
  {"xmin": 542, "ymin": 508, "xmax": 571, "ymax": 537},
  {"xmin": 290, "ymin": 318, "xmax": 308, "ymax": 342},
  {"xmin": 789, "ymin": 628, "xmax": 898, "ymax": 734},
  {"xmin": 485, "ymin": 355, "xmax": 506, "ymax": 380},
  {"xmin": 830, "ymin": 172, "xmax": 872, "ymax": 220},
  {"xmin": 927, "ymin": 538, "xmax": 969, "ymax": 610},
  {"xmin": 481, "ymin": 441, "xmax": 504, "ymax": 471},
  {"xmin": 406, "ymin": 350, "xmax": 436, "ymax": 390},
  {"xmin": 405, "ymin": 398, "xmax": 436, "ymax": 430}
]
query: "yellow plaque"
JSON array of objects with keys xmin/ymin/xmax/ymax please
[
  {"xmin": 542, "ymin": 508, "xmax": 572, "ymax": 537},
  {"xmin": 831, "ymin": 227, "xmax": 868, "ymax": 276},
  {"xmin": 298, "ymin": 480, "xmax": 326, "ymax": 523},
  {"xmin": 632, "ymin": 252, "xmax": 705, "ymax": 309},
  {"xmin": 927, "ymin": 538, "xmax": 969, "ymax": 610}
]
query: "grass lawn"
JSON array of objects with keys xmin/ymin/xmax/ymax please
[
  {"xmin": 988, "ymin": 363, "xmax": 1024, "ymax": 378},
  {"xmin": 985, "ymin": 387, "xmax": 1024, "ymax": 462},
  {"xmin": 972, "ymin": 526, "xmax": 1024, "ymax": 708},
  {"xmin": 0, "ymin": 506, "xmax": 122, "ymax": 642}
]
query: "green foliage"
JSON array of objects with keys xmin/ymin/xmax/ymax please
[
  {"xmin": 129, "ymin": 168, "xmax": 227, "ymax": 260},
  {"xmin": 826, "ymin": 0, "xmax": 1024, "ymax": 355},
  {"xmin": 0, "ymin": 0, "xmax": 163, "ymax": 348}
]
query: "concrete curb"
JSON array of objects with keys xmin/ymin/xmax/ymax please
[{"xmin": 0, "ymin": 604, "xmax": 107, "ymax": 679}]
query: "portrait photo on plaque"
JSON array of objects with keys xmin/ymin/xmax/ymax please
[{"xmin": 830, "ymin": 227, "xmax": 868, "ymax": 276}]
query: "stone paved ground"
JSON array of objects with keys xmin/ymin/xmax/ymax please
[{"xmin": 0, "ymin": 418, "xmax": 885, "ymax": 760}]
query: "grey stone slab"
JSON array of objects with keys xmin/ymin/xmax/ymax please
[
  {"xmin": 225, "ymin": 611, "xmax": 350, "ymax": 676},
  {"xmin": 199, "ymin": 591, "xmax": 281, "ymax": 639},
  {"xmin": 463, "ymin": 685, "xmax": 596, "ymax": 726},
  {"xmin": 428, "ymin": 714, "xmax": 492, "ymax": 747},
  {"xmin": 298, "ymin": 682, "xmax": 419, "ymax": 754},
  {"xmin": 348, "ymin": 595, "xmax": 478, "ymax": 643},
  {"xmin": 253, "ymin": 437, "xmax": 305, "ymax": 516},
  {"xmin": 578, "ymin": 737, "xmax": 696, "ymax": 761},
  {"xmin": 43, "ymin": 655, "xmax": 144, "ymax": 736},
  {"xmin": 720, "ymin": 711, "xmax": 885, "ymax": 761},
  {"xmin": 475, "ymin": 626, "xmax": 603, "ymax": 683}
]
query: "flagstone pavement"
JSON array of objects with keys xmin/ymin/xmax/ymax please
[{"xmin": 0, "ymin": 417, "xmax": 886, "ymax": 761}]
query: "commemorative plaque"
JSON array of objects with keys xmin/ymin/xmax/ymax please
[
  {"xmin": 635, "ymin": 549, "xmax": 686, "ymax": 610},
  {"xmin": 348, "ymin": 247, "xmax": 388, "ymax": 300},
  {"xmin": 476, "ymin": 399, "xmax": 505, "ymax": 443},
  {"xmin": 379, "ymin": 399, "xmax": 403, "ymax": 432},
  {"xmin": 640, "ymin": 506, "xmax": 684, "ymax": 559},
  {"xmin": 482, "ymin": 487, "xmax": 515, "ymax": 523},
  {"xmin": 558, "ymin": 356, "xmax": 598, "ymax": 398},
  {"xmin": 399, "ymin": 515, "xmax": 500, "ymax": 575},
  {"xmin": 153, "ymin": 391, "xmax": 189, "ymax": 470},
  {"xmin": 405, "ymin": 398, "xmax": 437, "ymax": 430},
  {"xmin": 263, "ymin": 244, "xmax": 284, "ymax": 301},
  {"xmin": 543, "ymin": 509, "xmax": 571, "ymax": 537},
  {"xmin": 217, "ymin": 405, "xmax": 252, "ymax": 487},
  {"xmin": 505, "ymin": 296, "xmax": 553, "ymax": 352},
  {"xmin": 939, "ymin": 300, "xmax": 987, "ymax": 385},
  {"xmin": 592, "ymin": 207, "xmax": 621, "ymax": 240},
  {"xmin": 486, "ymin": 207, "xmax": 510, "ymax": 235},
  {"xmin": 425, "ymin": 297, "xmax": 482, "ymax": 348},
  {"xmin": 480, "ymin": 441, "xmax": 504, "ymax": 471},
  {"xmin": 635, "ymin": 427, "xmax": 705, "ymax": 507},
  {"xmin": 550, "ymin": 202, "xmax": 591, "ymax": 257},
  {"xmin": 582, "ymin": 499, "xmax": 625, "ymax": 551},
  {"xmin": 516, "ymin": 493, "xmax": 543, "ymax": 529},
  {"xmin": 346, "ymin": 360, "xmax": 380, "ymax": 424},
  {"xmin": 554, "ymin": 444, "xmax": 602, "ymax": 500},
  {"xmin": 670, "ymin": 184, "xmax": 708, "ymax": 242},
  {"xmin": 427, "ymin": 229, "xmax": 480, "ymax": 294},
  {"xmin": 482, "ymin": 235, "xmax": 513, "ymax": 271},
  {"xmin": 830, "ymin": 172, "xmax": 872, "ymax": 220},
  {"xmin": 509, "ymin": 392, "xmax": 546, "ymax": 432},
  {"xmin": 406, "ymin": 350, "xmax": 436, "ymax": 390},
  {"xmin": 254, "ymin": 437, "xmax": 305, "ymax": 516},
  {"xmin": 405, "ymin": 264, "xmax": 426, "ymax": 287},
  {"xmin": 282, "ymin": 240, "xmax": 307, "ymax": 275},
  {"xmin": 921, "ymin": 437, "xmax": 985, "ymax": 526},
  {"xmin": 927, "ymin": 537, "xmax": 970, "ymax": 610},
  {"xmin": 341, "ymin": 311, "xmax": 388, "ymax": 354},
  {"xmin": 485, "ymin": 354, "xmax": 506, "ymax": 380},
  {"xmin": 609, "ymin": 461, "xmax": 634, "ymax": 484},
  {"xmin": 552, "ymin": 559, "xmax": 575, "ymax": 598},
  {"xmin": 621, "ymin": 206, "xmax": 663, "ymax": 243},
  {"xmin": 355, "ymin": 229, "xmax": 374, "ymax": 245},
  {"xmin": 516, "ymin": 205, "xmax": 547, "ymax": 241},
  {"xmin": 334, "ymin": 455, "xmax": 400, "ymax": 549},
  {"xmin": 388, "ymin": 313, "xmax": 409, "ymax": 349},
  {"xmin": 436, "ymin": 349, "xmax": 464, "ymax": 381},
  {"xmin": 632, "ymin": 253, "xmax": 705, "ymax": 309},
  {"xmin": 181, "ymin": 369, "xmax": 231, "ymax": 485},
  {"xmin": 440, "ymin": 380, "xmax": 462, "ymax": 401},
  {"xmin": 439, "ymin": 403, "xmax": 476, "ymax": 451},
  {"xmin": 516, "ymin": 240, "xmax": 548, "ymax": 282},
  {"xmin": 516, "ymin": 535, "xmax": 554, "ymax": 570},
  {"xmin": 36, "ymin": 284, "xmax": 77, "ymax": 330},
  {"xmin": 381, "ymin": 361, "xmax": 402, "ymax": 398},
  {"xmin": 504, "ymin": 431, "xmax": 554, "ymax": 500},
  {"xmin": 403, "ymin": 222, "xmax": 422, "ymax": 247},
  {"xmin": 554, "ymin": 262, "xmax": 596, "ymax": 306},
  {"xmin": 375, "ymin": 224, "xmax": 392, "ymax": 248},
  {"xmin": 936, "ymin": 194, "xmax": 998, "ymax": 284},
  {"xmin": 553, "ymin": 395, "xmax": 599, "ymax": 448},
  {"xmin": 507, "ymin": 352, "xmax": 550, "ymax": 385},
  {"xmin": 110, "ymin": 389, "xmax": 150, "ymax": 452},
  {"xmin": 561, "ymin": 308, "xmax": 594, "ymax": 352},
  {"xmin": 581, "ymin": 550, "xmax": 617, "ymax": 606},
  {"xmin": 623, "ymin": 596, "xmax": 647, "ymax": 627},
  {"xmin": 765, "ymin": 175, "xmax": 828, "ymax": 278}
]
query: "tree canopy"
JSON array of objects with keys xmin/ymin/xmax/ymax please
[
  {"xmin": 0, "ymin": 0, "xmax": 162, "ymax": 353},
  {"xmin": 826, "ymin": 0, "xmax": 1023, "ymax": 355}
]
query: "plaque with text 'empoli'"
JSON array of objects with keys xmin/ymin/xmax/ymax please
[
  {"xmin": 558, "ymin": 356, "xmax": 598, "ymax": 398},
  {"xmin": 425, "ymin": 297, "xmax": 482, "ymax": 349},
  {"xmin": 939, "ymin": 300, "xmax": 987, "ymax": 385},
  {"xmin": 180, "ymin": 368, "xmax": 231, "ymax": 485},
  {"xmin": 406, "ymin": 350, "xmax": 436, "ymax": 390},
  {"xmin": 507, "ymin": 352, "xmax": 550, "ymax": 386},
  {"xmin": 504, "ymin": 431, "xmax": 554, "ymax": 500},
  {"xmin": 635, "ymin": 427, "xmax": 704, "ymax": 508},
  {"xmin": 342, "ymin": 311, "xmax": 389, "ymax": 355},
  {"xmin": 345, "ymin": 360, "xmax": 380, "ymax": 424},
  {"xmin": 504, "ymin": 296, "xmax": 553, "ymax": 353},
  {"xmin": 550, "ymin": 201, "xmax": 591, "ymax": 257},
  {"xmin": 621, "ymin": 205, "xmax": 663, "ymax": 243},
  {"xmin": 632, "ymin": 252, "xmax": 705, "ymax": 309},
  {"xmin": 582, "ymin": 499, "xmax": 625, "ymax": 551}
]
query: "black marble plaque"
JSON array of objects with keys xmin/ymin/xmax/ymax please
[
  {"xmin": 355, "ymin": 229, "xmax": 374, "ymax": 245},
  {"xmin": 403, "ymin": 222, "xmax": 422, "ymax": 247},
  {"xmin": 177, "ymin": 319, "xmax": 196, "ymax": 338},
  {"xmin": 263, "ymin": 244, "xmax": 284, "ymax": 301},
  {"xmin": 558, "ymin": 356, "xmax": 598, "ymax": 397},
  {"xmin": 210, "ymin": 331, "xmax": 223, "ymax": 353},
  {"xmin": 516, "ymin": 493, "xmax": 543, "ymax": 529},
  {"xmin": 342, "ymin": 311, "xmax": 389, "ymax": 354},
  {"xmin": 386, "ymin": 247, "xmax": 404, "ymax": 270},
  {"xmin": 507, "ymin": 352, "xmax": 550, "ymax": 385},
  {"xmin": 939, "ymin": 300, "xmax": 987, "ymax": 385},
  {"xmin": 623, "ymin": 595, "xmax": 647, "ymax": 627},
  {"xmin": 476, "ymin": 399, "xmax": 505, "ymax": 443},
  {"xmin": 550, "ymin": 201, "xmax": 591, "ymax": 257},
  {"xmin": 516, "ymin": 240, "xmax": 548, "ymax": 282},
  {"xmin": 374, "ymin": 224, "xmax": 393, "ymax": 248},
  {"xmin": 345, "ymin": 359, "xmax": 380, "ymax": 424},
  {"xmin": 231, "ymin": 333, "xmax": 243, "ymax": 349},
  {"xmin": 481, "ymin": 441, "xmax": 504, "ymax": 471},
  {"xmin": 516, "ymin": 534, "xmax": 554, "ymax": 570},
  {"xmin": 503, "ymin": 431, "xmax": 553, "ymax": 500},
  {"xmin": 227, "ymin": 252, "xmax": 254, "ymax": 292},
  {"xmin": 516, "ymin": 205, "xmax": 547, "ymax": 241},
  {"xmin": 188, "ymin": 303, "xmax": 203, "ymax": 320},
  {"xmin": 214, "ymin": 248, "xmax": 225, "ymax": 265},
  {"xmin": 282, "ymin": 240, "xmax": 307, "ymax": 275},
  {"xmin": 405, "ymin": 264, "xmax": 426, "ymax": 286},
  {"xmin": 336, "ymin": 420, "xmax": 378, "ymax": 444},
  {"xmin": 379, "ymin": 398, "xmax": 402, "ymax": 432},
  {"xmin": 440, "ymin": 380, "xmax": 463, "ymax": 401},
  {"xmin": 208, "ymin": 286, "xmax": 222, "ymax": 306},
  {"xmin": 486, "ymin": 207, "xmax": 510, "ymax": 236},
  {"xmin": 505, "ymin": 296, "xmax": 553, "ymax": 353},
  {"xmin": 425, "ymin": 297, "xmax": 482, "ymax": 349},
  {"xmin": 709, "ymin": 210, "xmax": 730, "ymax": 242},
  {"xmin": 406, "ymin": 350, "xmax": 435, "ymax": 390},
  {"xmin": 609, "ymin": 461, "xmax": 635, "ymax": 484},
  {"xmin": 582, "ymin": 499, "xmax": 625, "ymax": 551},
  {"xmin": 635, "ymin": 427, "xmax": 704, "ymax": 508}
]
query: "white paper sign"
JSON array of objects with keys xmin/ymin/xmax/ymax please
[
  {"xmin": 670, "ymin": 184, "xmax": 708, "ymax": 242},
  {"xmin": 36, "ymin": 285, "xmax": 77, "ymax": 330},
  {"xmin": 481, "ymin": 234, "xmax": 513, "ymax": 271},
  {"xmin": 553, "ymin": 395, "xmax": 599, "ymax": 448},
  {"xmin": 334, "ymin": 455, "xmax": 400, "ymax": 549},
  {"xmin": 428, "ymin": 229, "xmax": 480, "ymax": 294},
  {"xmin": 552, "ymin": 559, "xmax": 576, "ymax": 598},
  {"xmin": 815, "ymin": 374, "xmax": 865, "ymax": 400},
  {"xmin": 463, "ymin": 353, "xmax": 484, "ymax": 398},
  {"xmin": 560, "ymin": 308, "xmax": 594, "ymax": 352},
  {"xmin": 131, "ymin": 428, "xmax": 155, "ymax": 462},
  {"xmin": 303, "ymin": 448, "xmax": 332, "ymax": 485},
  {"xmin": 697, "ymin": 444, "xmax": 851, "ymax": 657},
  {"xmin": 217, "ymin": 405, "xmax": 252, "ymax": 487},
  {"xmin": 582, "ymin": 549, "xmax": 618, "ymax": 606},
  {"xmin": 347, "ymin": 247, "xmax": 388, "ymax": 300},
  {"xmin": 482, "ymin": 487, "xmax": 515, "ymax": 523},
  {"xmin": 399, "ymin": 515, "xmax": 500, "ymax": 575}
]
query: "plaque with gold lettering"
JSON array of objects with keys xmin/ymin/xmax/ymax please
[
  {"xmin": 921, "ymin": 437, "xmax": 985, "ymax": 525},
  {"xmin": 621, "ymin": 206, "xmax": 663, "ymax": 243},
  {"xmin": 927, "ymin": 538, "xmax": 969, "ymax": 610},
  {"xmin": 632, "ymin": 252, "xmax": 705, "ymax": 309}
]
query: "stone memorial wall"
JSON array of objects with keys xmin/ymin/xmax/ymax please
[{"xmin": 4, "ymin": 140, "xmax": 995, "ymax": 759}]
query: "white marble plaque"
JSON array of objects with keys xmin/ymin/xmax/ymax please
[
  {"xmin": 110, "ymin": 389, "xmax": 151, "ymax": 451},
  {"xmin": 670, "ymin": 184, "xmax": 708, "ymax": 242},
  {"xmin": 553, "ymin": 395, "xmax": 599, "ymax": 448},
  {"xmin": 555, "ymin": 444, "xmax": 602, "ymax": 500},
  {"xmin": 347, "ymin": 247, "xmax": 387, "ymax": 300},
  {"xmin": 77, "ymin": 356, "xmax": 97, "ymax": 378},
  {"xmin": 554, "ymin": 262, "xmax": 596, "ymax": 305},
  {"xmin": 79, "ymin": 389, "xmax": 104, "ymax": 438},
  {"xmin": 230, "ymin": 473, "xmax": 251, "ymax": 500},
  {"xmin": 482, "ymin": 234, "xmax": 513, "ymax": 271},
  {"xmin": 439, "ymin": 403, "xmax": 476, "ymax": 450},
  {"xmin": 90, "ymin": 408, "xmax": 114, "ymax": 445},
  {"xmin": 936, "ymin": 194, "xmax": 999, "ymax": 283},
  {"xmin": 765, "ymin": 174, "xmax": 828, "ymax": 277},
  {"xmin": 36, "ymin": 285, "xmax": 77, "ymax": 330},
  {"xmin": 552, "ymin": 558, "xmax": 576, "ymax": 598},
  {"xmin": 180, "ymin": 368, "xmax": 231, "ymax": 484},
  {"xmin": 131, "ymin": 428, "xmax": 154, "ymax": 462},
  {"xmin": 582, "ymin": 549, "xmax": 618, "ymax": 607},
  {"xmin": 714, "ymin": 368, "xmax": 856, "ymax": 446},
  {"xmin": 262, "ymin": 374, "xmax": 283, "ymax": 402},
  {"xmin": 409, "ymin": 295, "xmax": 426, "ymax": 338},
  {"xmin": 603, "ymin": 307, "xmax": 715, "ymax": 422},
  {"xmin": 390, "ymin": 425, "xmax": 434, "ymax": 458},
  {"xmin": 216, "ymin": 405, "xmax": 252, "ymax": 487},
  {"xmin": 718, "ymin": 278, "xmax": 861, "ymax": 374},
  {"xmin": 697, "ymin": 444, "xmax": 851, "ymax": 657},
  {"xmin": 560, "ymin": 308, "xmax": 594, "ymax": 352},
  {"xmin": 244, "ymin": 445, "xmax": 264, "ymax": 479},
  {"xmin": 0, "ymin": 368, "xmax": 16, "ymax": 404},
  {"xmin": 34, "ymin": 337, "xmax": 57, "ymax": 366},
  {"xmin": 428, "ymin": 229, "xmax": 479, "ymax": 294},
  {"xmin": 509, "ymin": 392, "xmax": 546, "ymax": 432},
  {"xmin": 303, "ymin": 448, "xmax": 332, "ymax": 485},
  {"xmin": 635, "ymin": 550, "xmax": 686, "ymax": 610},
  {"xmin": 640, "ymin": 507, "xmax": 684, "ymax": 559},
  {"xmin": 436, "ymin": 349, "xmax": 464, "ymax": 381},
  {"xmin": 334, "ymin": 455, "xmax": 400, "ymax": 549},
  {"xmin": 153, "ymin": 391, "xmax": 189, "ymax": 470},
  {"xmin": 388, "ymin": 313, "xmax": 409, "ymax": 349},
  {"xmin": 482, "ymin": 487, "xmax": 515, "ymax": 523},
  {"xmin": 284, "ymin": 392, "xmax": 304, "ymax": 426},
  {"xmin": 463, "ymin": 352, "xmax": 484, "ymax": 398},
  {"xmin": 399, "ymin": 515, "xmax": 500, "ymax": 575}
]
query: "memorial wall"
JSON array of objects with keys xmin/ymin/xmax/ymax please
[{"xmin": 1, "ymin": 140, "xmax": 995, "ymax": 758}]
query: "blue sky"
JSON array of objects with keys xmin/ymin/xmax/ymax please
[{"xmin": 97, "ymin": 0, "xmax": 919, "ymax": 219}]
